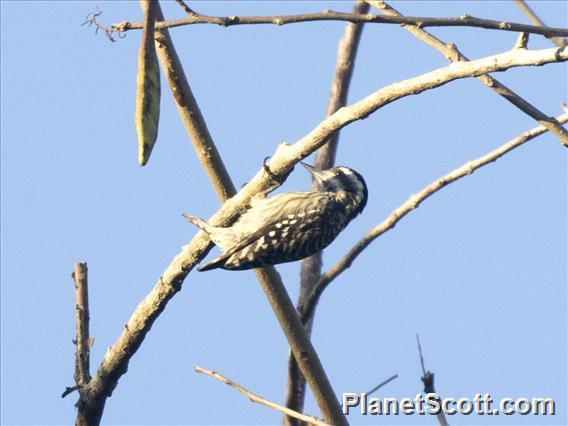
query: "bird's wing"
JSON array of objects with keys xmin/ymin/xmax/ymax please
[
  {"xmin": 198, "ymin": 192, "xmax": 338, "ymax": 271},
  {"xmin": 197, "ymin": 223, "xmax": 277, "ymax": 271}
]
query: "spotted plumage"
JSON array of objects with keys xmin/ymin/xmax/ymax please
[{"xmin": 184, "ymin": 163, "xmax": 368, "ymax": 271}]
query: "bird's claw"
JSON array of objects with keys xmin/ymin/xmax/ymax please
[
  {"xmin": 263, "ymin": 156, "xmax": 279, "ymax": 182},
  {"xmin": 263, "ymin": 156, "xmax": 293, "ymax": 186}
]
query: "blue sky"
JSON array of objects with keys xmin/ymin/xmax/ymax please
[{"xmin": 1, "ymin": 1, "xmax": 566, "ymax": 425}]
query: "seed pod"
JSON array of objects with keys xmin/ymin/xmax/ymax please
[{"xmin": 135, "ymin": 0, "xmax": 160, "ymax": 166}]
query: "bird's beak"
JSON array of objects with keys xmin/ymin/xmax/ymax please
[{"xmin": 301, "ymin": 162, "xmax": 327, "ymax": 184}]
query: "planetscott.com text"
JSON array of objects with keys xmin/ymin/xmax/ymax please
[{"xmin": 342, "ymin": 393, "xmax": 555, "ymax": 417}]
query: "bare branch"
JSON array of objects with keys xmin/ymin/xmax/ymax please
[
  {"xmin": 70, "ymin": 262, "xmax": 105, "ymax": 425},
  {"xmin": 72, "ymin": 262, "xmax": 91, "ymax": 388},
  {"xmin": 77, "ymin": 3, "xmax": 346, "ymax": 424},
  {"xmin": 82, "ymin": 9, "xmax": 122, "ymax": 42},
  {"xmin": 513, "ymin": 0, "xmax": 567, "ymax": 47},
  {"xmin": 286, "ymin": 1, "xmax": 370, "ymax": 422},
  {"xmin": 514, "ymin": 31, "xmax": 530, "ymax": 49},
  {"xmin": 300, "ymin": 110, "xmax": 568, "ymax": 323},
  {"xmin": 363, "ymin": 373, "xmax": 398, "ymax": 397},
  {"xmin": 417, "ymin": 335, "xmax": 448, "ymax": 426},
  {"xmin": 152, "ymin": 3, "xmax": 346, "ymax": 423},
  {"xmin": 315, "ymin": 1, "xmax": 371, "ymax": 171},
  {"xmin": 61, "ymin": 385, "xmax": 80, "ymax": 399},
  {"xmin": 369, "ymin": 1, "xmax": 568, "ymax": 146},
  {"xmin": 194, "ymin": 366, "xmax": 331, "ymax": 426},
  {"xmin": 62, "ymin": 258, "xmax": 95, "ymax": 403},
  {"xmin": 153, "ymin": 4, "xmax": 236, "ymax": 201},
  {"xmin": 253, "ymin": 268, "xmax": 347, "ymax": 425},
  {"xmin": 110, "ymin": 9, "xmax": 568, "ymax": 38},
  {"xmin": 173, "ymin": 0, "xmax": 197, "ymax": 16},
  {"xmin": 416, "ymin": 334, "xmax": 427, "ymax": 377},
  {"xmin": 74, "ymin": 45, "xmax": 566, "ymax": 425}
]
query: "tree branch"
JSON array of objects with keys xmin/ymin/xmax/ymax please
[
  {"xmin": 254, "ymin": 267, "xmax": 347, "ymax": 425},
  {"xmin": 69, "ymin": 262, "xmax": 105, "ymax": 426},
  {"xmin": 369, "ymin": 0, "xmax": 568, "ymax": 147},
  {"xmin": 285, "ymin": 1, "xmax": 370, "ymax": 423},
  {"xmin": 153, "ymin": 4, "xmax": 236, "ymax": 201},
  {"xmin": 110, "ymin": 9, "xmax": 568, "ymax": 38},
  {"xmin": 61, "ymin": 385, "xmax": 80, "ymax": 399},
  {"xmin": 71, "ymin": 44, "xmax": 566, "ymax": 424},
  {"xmin": 153, "ymin": 3, "xmax": 346, "ymax": 423},
  {"xmin": 513, "ymin": 0, "xmax": 567, "ymax": 47},
  {"xmin": 194, "ymin": 366, "xmax": 330, "ymax": 426},
  {"xmin": 173, "ymin": 0, "xmax": 196, "ymax": 16},
  {"xmin": 417, "ymin": 335, "xmax": 448, "ymax": 426},
  {"xmin": 300, "ymin": 110, "xmax": 568, "ymax": 323},
  {"xmin": 82, "ymin": 9, "xmax": 122, "ymax": 42},
  {"xmin": 362, "ymin": 374, "xmax": 398, "ymax": 398},
  {"xmin": 72, "ymin": 262, "xmax": 91, "ymax": 388},
  {"xmin": 315, "ymin": 2, "xmax": 370, "ymax": 171},
  {"xmin": 513, "ymin": 31, "xmax": 530, "ymax": 50},
  {"xmin": 74, "ymin": 2, "xmax": 346, "ymax": 424}
]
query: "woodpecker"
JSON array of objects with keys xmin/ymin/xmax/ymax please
[{"xmin": 184, "ymin": 163, "xmax": 368, "ymax": 271}]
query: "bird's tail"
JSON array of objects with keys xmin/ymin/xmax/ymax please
[
  {"xmin": 182, "ymin": 213, "xmax": 213, "ymax": 234},
  {"xmin": 182, "ymin": 213, "xmax": 237, "ymax": 252},
  {"xmin": 197, "ymin": 256, "xmax": 227, "ymax": 272},
  {"xmin": 182, "ymin": 214, "xmax": 234, "ymax": 271},
  {"xmin": 182, "ymin": 216, "xmax": 228, "ymax": 271}
]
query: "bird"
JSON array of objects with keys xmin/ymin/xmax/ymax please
[{"xmin": 184, "ymin": 163, "xmax": 368, "ymax": 271}]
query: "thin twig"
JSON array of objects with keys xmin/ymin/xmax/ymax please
[
  {"xmin": 513, "ymin": 0, "xmax": 567, "ymax": 47},
  {"xmin": 75, "ymin": 46, "xmax": 566, "ymax": 425},
  {"xmin": 363, "ymin": 373, "xmax": 399, "ymax": 397},
  {"xmin": 61, "ymin": 385, "xmax": 80, "ymax": 399},
  {"xmin": 194, "ymin": 366, "xmax": 331, "ymax": 426},
  {"xmin": 286, "ymin": 2, "xmax": 370, "ymax": 423},
  {"xmin": 416, "ymin": 335, "xmax": 448, "ymax": 426},
  {"xmin": 82, "ymin": 9, "xmax": 122, "ymax": 42},
  {"xmin": 300, "ymin": 110, "xmax": 568, "ymax": 323},
  {"xmin": 416, "ymin": 334, "xmax": 427, "ymax": 377},
  {"xmin": 110, "ymin": 10, "xmax": 568, "ymax": 38},
  {"xmin": 337, "ymin": 373, "xmax": 398, "ymax": 410},
  {"xmin": 173, "ymin": 0, "xmax": 196, "ymax": 16},
  {"xmin": 369, "ymin": 1, "xmax": 568, "ymax": 146},
  {"xmin": 514, "ymin": 32, "xmax": 530, "ymax": 49}
]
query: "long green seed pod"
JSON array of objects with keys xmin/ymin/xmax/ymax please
[{"xmin": 135, "ymin": 0, "xmax": 160, "ymax": 166}]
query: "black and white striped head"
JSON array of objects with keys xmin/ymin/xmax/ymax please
[{"xmin": 302, "ymin": 163, "xmax": 368, "ymax": 214}]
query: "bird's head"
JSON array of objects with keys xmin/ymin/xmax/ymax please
[{"xmin": 302, "ymin": 163, "xmax": 368, "ymax": 214}]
